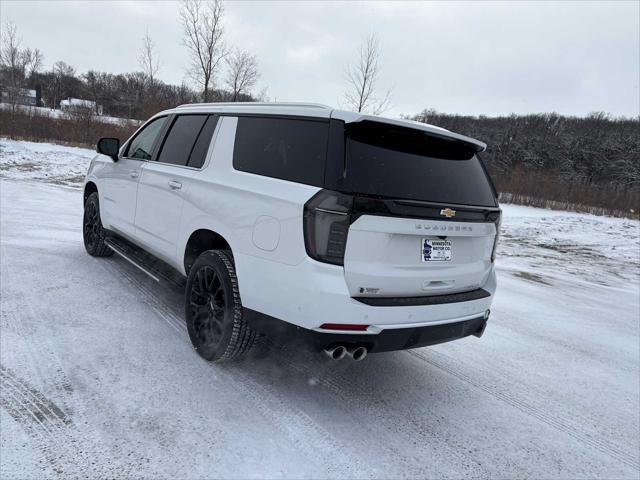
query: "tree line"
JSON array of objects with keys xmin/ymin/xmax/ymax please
[{"xmin": 409, "ymin": 110, "xmax": 639, "ymax": 216}]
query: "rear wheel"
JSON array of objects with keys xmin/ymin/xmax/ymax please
[
  {"xmin": 83, "ymin": 192, "xmax": 113, "ymax": 257},
  {"xmin": 185, "ymin": 250, "xmax": 256, "ymax": 362}
]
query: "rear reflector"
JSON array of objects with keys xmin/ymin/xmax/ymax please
[{"xmin": 320, "ymin": 323, "xmax": 369, "ymax": 331}]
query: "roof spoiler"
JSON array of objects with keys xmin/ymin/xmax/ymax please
[{"xmin": 332, "ymin": 110, "xmax": 487, "ymax": 152}]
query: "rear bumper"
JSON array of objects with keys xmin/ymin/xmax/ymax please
[
  {"xmin": 234, "ymin": 253, "xmax": 497, "ymax": 331},
  {"xmin": 244, "ymin": 308, "xmax": 488, "ymax": 353}
]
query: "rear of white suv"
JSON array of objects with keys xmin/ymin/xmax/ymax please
[
  {"xmin": 84, "ymin": 103, "xmax": 499, "ymax": 362},
  {"xmin": 232, "ymin": 113, "xmax": 499, "ymax": 359}
]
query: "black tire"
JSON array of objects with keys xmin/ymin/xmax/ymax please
[
  {"xmin": 185, "ymin": 250, "xmax": 256, "ymax": 362},
  {"xmin": 83, "ymin": 192, "xmax": 113, "ymax": 257}
]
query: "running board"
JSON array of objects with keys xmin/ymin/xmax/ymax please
[{"xmin": 105, "ymin": 236, "xmax": 186, "ymax": 289}]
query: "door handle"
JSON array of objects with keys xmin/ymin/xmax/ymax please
[
  {"xmin": 168, "ymin": 180, "xmax": 182, "ymax": 190},
  {"xmin": 130, "ymin": 171, "xmax": 139, "ymax": 179}
]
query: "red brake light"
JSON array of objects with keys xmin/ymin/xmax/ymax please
[{"xmin": 320, "ymin": 323, "xmax": 369, "ymax": 331}]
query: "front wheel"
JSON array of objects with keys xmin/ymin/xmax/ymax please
[
  {"xmin": 83, "ymin": 192, "xmax": 113, "ymax": 257},
  {"xmin": 185, "ymin": 250, "xmax": 256, "ymax": 362}
]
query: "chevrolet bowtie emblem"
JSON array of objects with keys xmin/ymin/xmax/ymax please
[{"xmin": 440, "ymin": 208, "xmax": 456, "ymax": 218}]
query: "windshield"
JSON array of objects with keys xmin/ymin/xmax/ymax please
[{"xmin": 346, "ymin": 121, "xmax": 497, "ymax": 207}]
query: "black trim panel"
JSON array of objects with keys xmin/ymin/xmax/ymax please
[
  {"xmin": 244, "ymin": 307, "xmax": 487, "ymax": 353},
  {"xmin": 351, "ymin": 196, "xmax": 501, "ymax": 224},
  {"xmin": 353, "ymin": 288, "xmax": 491, "ymax": 307}
]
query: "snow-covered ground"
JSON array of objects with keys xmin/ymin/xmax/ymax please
[
  {"xmin": 1, "ymin": 139, "xmax": 639, "ymax": 479},
  {"xmin": 0, "ymin": 103, "xmax": 142, "ymax": 126},
  {"xmin": 0, "ymin": 138, "xmax": 95, "ymax": 187}
]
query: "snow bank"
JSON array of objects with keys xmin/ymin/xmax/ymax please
[
  {"xmin": 0, "ymin": 103, "xmax": 142, "ymax": 126},
  {"xmin": 0, "ymin": 138, "xmax": 95, "ymax": 188}
]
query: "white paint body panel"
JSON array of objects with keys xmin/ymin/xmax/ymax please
[
  {"xmin": 344, "ymin": 216, "xmax": 496, "ymax": 297},
  {"xmin": 87, "ymin": 103, "xmax": 497, "ymax": 333},
  {"xmin": 135, "ymin": 161, "xmax": 187, "ymax": 264},
  {"xmin": 101, "ymin": 157, "xmax": 144, "ymax": 237}
]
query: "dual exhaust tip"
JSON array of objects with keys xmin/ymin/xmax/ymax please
[{"xmin": 324, "ymin": 345, "xmax": 368, "ymax": 361}]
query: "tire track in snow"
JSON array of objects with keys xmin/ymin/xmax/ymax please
[
  {"xmin": 407, "ymin": 349, "xmax": 640, "ymax": 471},
  {"xmin": 1, "ymin": 257, "xmax": 143, "ymax": 479},
  {"xmin": 266, "ymin": 341, "xmax": 491, "ymax": 479},
  {"xmin": 0, "ymin": 365, "xmax": 78, "ymax": 477},
  {"xmin": 220, "ymin": 363, "xmax": 371, "ymax": 478},
  {"xmin": 0, "ymin": 366, "xmax": 71, "ymax": 428},
  {"xmin": 0, "ymin": 285, "xmax": 78, "ymax": 413},
  {"xmin": 103, "ymin": 256, "xmax": 372, "ymax": 478},
  {"xmin": 0, "ymin": 288, "xmax": 76, "ymax": 423}
]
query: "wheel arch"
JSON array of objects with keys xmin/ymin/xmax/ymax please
[
  {"xmin": 84, "ymin": 181, "xmax": 98, "ymax": 205},
  {"xmin": 183, "ymin": 228, "xmax": 232, "ymax": 275}
]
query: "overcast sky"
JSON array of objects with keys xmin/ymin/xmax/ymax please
[{"xmin": 2, "ymin": 0, "xmax": 639, "ymax": 118}]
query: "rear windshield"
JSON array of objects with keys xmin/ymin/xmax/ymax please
[{"xmin": 346, "ymin": 121, "xmax": 497, "ymax": 207}]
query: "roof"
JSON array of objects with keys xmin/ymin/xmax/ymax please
[
  {"xmin": 162, "ymin": 102, "xmax": 487, "ymax": 151},
  {"xmin": 60, "ymin": 98, "xmax": 97, "ymax": 107},
  {"xmin": 176, "ymin": 102, "xmax": 331, "ymax": 110},
  {"xmin": 170, "ymin": 102, "xmax": 333, "ymax": 121},
  {"xmin": 2, "ymin": 88, "xmax": 37, "ymax": 97}
]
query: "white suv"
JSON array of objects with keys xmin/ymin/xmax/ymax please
[{"xmin": 83, "ymin": 103, "xmax": 500, "ymax": 362}]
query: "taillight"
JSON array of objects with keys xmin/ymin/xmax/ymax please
[
  {"xmin": 488, "ymin": 210, "xmax": 502, "ymax": 263},
  {"xmin": 303, "ymin": 189, "xmax": 354, "ymax": 266}
]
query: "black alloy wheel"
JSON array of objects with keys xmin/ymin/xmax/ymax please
[{"xmin": 185, "ymin": 250, "xmax": 255, "ymax": 362}]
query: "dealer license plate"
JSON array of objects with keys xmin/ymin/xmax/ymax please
[{"xmin": 422, "ymin": 238, "xmax": 452, "ymax": 262}]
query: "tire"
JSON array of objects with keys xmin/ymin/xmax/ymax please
[
  {"xmin": 185, "ymin": 250, "xmax": 256, "ymax": 362},
  {"xmin": 83, "ymin": 192, "xmax": 113, "ymax": 257}
]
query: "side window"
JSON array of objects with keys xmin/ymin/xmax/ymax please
[
  {"xmin": 233, "ymin": 117, "xmax": 328, "ymax": 187},
  {"xmin": 157, "ymin": 115, "xmax": 208, "ymax": 166},
  {"xmin": 125, "ymin": 117, "xmax": 167, "ymax": 160}
]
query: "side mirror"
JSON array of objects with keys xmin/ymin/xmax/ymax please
[{"xmin": 97, "ymin": 137, "xmax": 120, "ymax": 162}]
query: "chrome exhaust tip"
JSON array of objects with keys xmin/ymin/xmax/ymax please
[
  {"xmin": 324, "ymin": 345, "xmax": 347, "ymax": 360},
  {"xmin": 348, "ymin": 346, "xmax": 368, "ymax": 362}
]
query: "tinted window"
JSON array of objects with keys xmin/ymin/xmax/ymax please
[
  {"xmin": 346, "ymin": 121, "xmax": 496, "ymax": 207},
  {"xmin": 233, "ymin": 117, "xmax": 328, "ymax": 187},
  {"xmin": 157, "ymin": 115, "xmax": 208, "ymax": 166},
  {"xmin": 126, "ymin": 117, "xmax": 166, "ymax": 160},
  {"xmin": 188, "ymin": 116, "xmax": 218, "ymax": 168}
]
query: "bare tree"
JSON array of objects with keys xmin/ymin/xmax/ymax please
[
  {"xmin": 180, "ymin": 0, "xmax": 226, "ymax": 102},
  {"xmin": 138, "ymin": 31, "xmax": 161, "ymax": 86},
  {"xmin": 0, "ymin": 22, "xmax": 44, "ymax": 137},
  {"xmin": 343, "ymin": 34, "xmax": 391, "ymax": 114},
  {"xmin": 1, "ymin": 22, "xmax": 23, "ymax": 76},
  {"xmin": 2, "ymin": 23, "xmax": 24, "ymax": 106},
  {"xmin": 224, "ymin": 49, "xmax": 259, "ymax": 101},
  {"xmin": 24, "ymin": 48, "xmax": 43, "ymax": 79},
  {"xmin": 47, "ymin": 61, "xmax": 76, "ymax": 109},
  {"xmin": 0, "ymin": 23, "xmax": 43, "ymax": 84}
]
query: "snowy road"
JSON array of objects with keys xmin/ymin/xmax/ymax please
[{"xmin": 1, "ymin": 141, "xmax": 639, "ymax": 478}]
